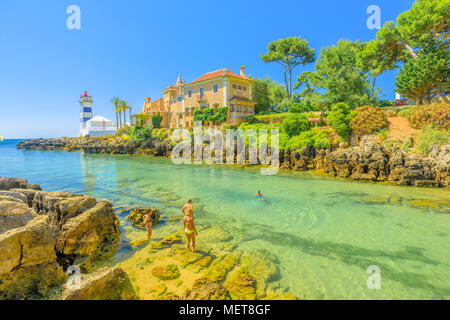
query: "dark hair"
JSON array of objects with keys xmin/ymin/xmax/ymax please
[{"xmin": 188, "ymin": 199, "xmax": 192, "ymax": 203}]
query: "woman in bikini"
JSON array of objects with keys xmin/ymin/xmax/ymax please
[
  {"xmin": 183, "ymin": 209, "xmax": 198, "ymax": 252},
  {"xmin": 143, "ymin": 211, "xmax": 153, "ymax": 242}
]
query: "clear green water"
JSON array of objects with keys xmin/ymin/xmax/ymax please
[{"xmin": 1, "ymin": 140, "xmax": 449, "ymax": 299}]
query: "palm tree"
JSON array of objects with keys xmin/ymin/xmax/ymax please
[
  {"xmin": 120, "ymin": 100, "xmax": 131, "ymax": 126},
  {"xmin": 110, "ymin": 97, "xmax": 121, "ymax": 129}
]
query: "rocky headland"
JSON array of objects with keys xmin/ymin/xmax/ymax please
[{"xmin": 17, "ymin": 136, "xmax": 449, "ymax": 188}]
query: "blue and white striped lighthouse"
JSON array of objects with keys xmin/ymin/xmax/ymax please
[{"xmin": 78, "ymin": 91, "xmax": 93, "ymax": 136}]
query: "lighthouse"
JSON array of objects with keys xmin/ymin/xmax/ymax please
[{"xmin": 78, "ymin": 91, "xmax": 93, "ymax": 136}]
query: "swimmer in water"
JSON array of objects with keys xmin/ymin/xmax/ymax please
[{"xmin": 255, "ymin": 190, "xmax": 264, "ymax": 200}]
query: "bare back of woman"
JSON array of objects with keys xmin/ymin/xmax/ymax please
[{"xmin": 183, "ymin": 213, "xmax": 197, "ymax": 252}]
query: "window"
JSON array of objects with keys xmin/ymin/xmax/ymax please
[
  {"xmin": 237, "ymin": 85, "xmax": 242, "ymax": 90},
  {"xmin": 244, "ymin": 106, "xmax": 248, "ymax": 113},
  {"xmin": 230, "ymin": 104, "xmax": 235, "ymax": 112},
  {"xmin": 243, "ymin": 86, "xmax": 247, "ymax": 91},
  {"xmin": 83, "ymin": 107, "xmax": 92, "ymax": 113},
  {"xmin": 199, "ymin": 88, "xmax": 204, "ymax": 97},
  {"xmin": 188, "ymin": 90, "xmax": 192, "ymax": 98},
  {"xmin": 213, "ymin": 84, "xmax": 219, "ymax": 93},
  {"xmin": 232, "ymin": 84, "xmax": 237, "ymax": 89}
]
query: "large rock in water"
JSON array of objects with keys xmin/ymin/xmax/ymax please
[
  {"xmin": 128, "ymin": 208, "xmax": 160, "ymax": 229},
  {"xmin": 0, "ymin": 177, "xmax": 123, "ymax": 299},
  {"xmin": 61, "ymin": 266, "xmax": 136, "ymax": 300}
]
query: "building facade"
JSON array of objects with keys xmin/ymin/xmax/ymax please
[{"xmin": 140, "ymin": 66, "xmax": 256, "ymax": 129}]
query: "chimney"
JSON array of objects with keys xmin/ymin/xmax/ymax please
[{"xmin": 240, "ymin": 66, "xmax": 246, "ymax": 76}]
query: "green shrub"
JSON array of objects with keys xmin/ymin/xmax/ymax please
[
  {"xmin": 129, "ymin": 126, "xmax": 152, "ymax": 141},
  {"xmin": 151, "ymin": 113, "xmax": 163, "ymax": 128},
  {"xmin": 152, "ymin": 128, "xmax": 170, "ymax": 140},
  {"xmin": 281, "ymin": 113, "xmax": 310, "ymax": 137},
  {"xmin": 415, "ymin": 125, "xmax": 449, "ymax": 155},
  {"xmin": 194, "ymin": 106, "xmax": 228, "ymax": 124},
  {"xmin": 350, "ymin": 106, "xmax": 388, "ymax": 138},
  {"xmin": 397, "ymin": 106, "xmax": 417, "ymax": 118},
  {"xmin": 285, "ymin": 128, "xmax": 332, "ymax": 151},
  {"xmin": 326, "ymin": 102, "xmax": 353, "ymax": 138},
  {"xmin": 408, "ymin": 103, "xmax": 450, "ymax": 130},
  {"xmin": 252, "ymin": 113, "xmax": 290, "ymax": 124},
  {"xmin": 115, "ymin": 124, "xmax": 131, "ymax": 136}
]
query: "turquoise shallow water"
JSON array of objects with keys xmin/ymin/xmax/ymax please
[{"xmin": 1, "ymin": 139, "xmax": 449, "ymax": 299}]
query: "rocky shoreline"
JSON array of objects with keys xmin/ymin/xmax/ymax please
[
  {"xmin": 0, "ymin": 177, "xmax": 134, "ymax": 300},
  {"xmin": 17, "ymin": 137, "xmax": 450, "ymax": 188}
]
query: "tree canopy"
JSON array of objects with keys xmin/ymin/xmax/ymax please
[{"xmin": 260, "ymin": 37, "xmax": 315, "ymax": 97}]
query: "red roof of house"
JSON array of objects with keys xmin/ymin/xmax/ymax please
[{"xmin": 190, "ymin": 68, "xmax": 248, "ymax": 84}]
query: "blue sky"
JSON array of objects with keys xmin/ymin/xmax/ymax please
[{"xmin": 0, "ymin": 0, "xmax": 414, "ymax": 138}]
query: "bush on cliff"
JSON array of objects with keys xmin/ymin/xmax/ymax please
[
  {"xmin": 326, "ymin": 102, "xmax": 353, "ymax": 138},
  {"xmin": 350, "ymin": 106, "xmax": 388, "ymax": 138},
  {"xmin": 281, "ymin": 113, "xmax": 310, "ymax": 137},
  {"xmin": 285, "ymin": 128, "xmax": 332, "ymax": 151},
  {"xmin": 116, "ymin": 125, "xmax": 131, "ymax": 137},
  {"xmin": 407, "ymin": 103, "xmax": 450, "ymax": 130},
  {"xmin": 415, "ymin": 125, "xmax": 449, "ymax": 155},
  {"xmin": 152, "ymin": 128, "xmax": 170, "ymax": 141},
  {"xmin": 129, "ymin": 126, "xmax": 152, "ymax": 141}
]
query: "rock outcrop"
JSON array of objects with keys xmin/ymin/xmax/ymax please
[
  {"xmin": 0, "ymin": 215, "xmax": 66, "ymax": 299},
  {"xmin": 323, "ymin": 137, "xmax": 449, "ymax": 187},
  {"xmin": 61, "ymin": 266, "xmax": 136, "ymax": 300},
  {"xmin": 0, "ymin": 177, "xmax": 122, "ymax": 300}
]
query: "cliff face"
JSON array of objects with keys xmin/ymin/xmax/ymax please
[
  {"xmin": 281, "ymin": 137, "xmax": 449, "ymax": 188},
  {"xmin": 17, "ymin": 136, "xmax": 450, "ymax": 187},
  {"xmin": 0, "ymin": 177, "xmax": 122, "ymax": 300}
]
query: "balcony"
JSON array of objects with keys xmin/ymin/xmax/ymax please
[{"xmin": 197, "ymin": 95, "xmax": 207, "ymax": 102}]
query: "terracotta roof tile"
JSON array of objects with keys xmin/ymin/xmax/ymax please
[{"xmin": 190, "ymin": 68, "xmax": 248, "ymax": 84}]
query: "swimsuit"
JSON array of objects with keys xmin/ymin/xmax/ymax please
[
  {"xmin": 185, "ymin": 228, "xmax": 195, "ymax": 235},
  {"xmin": 256, "ymin": 195, "xmax": 263, "ymax": 200}
]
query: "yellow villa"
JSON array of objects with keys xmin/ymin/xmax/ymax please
[{"xmin": 140, "ymin": 66, "xmax": 256, "ymax": 129}]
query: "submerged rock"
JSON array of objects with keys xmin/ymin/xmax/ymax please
[
  {"xmin": 151, "ymin": 264, "xmax": 180, "ymax": 280},
  {"xmin": 204, "ymin": 254, "xmax": 238, "ymax": 283},
  {"xmin": 183, "ymin": 278, "xmax": 230, "ymax": 300},
  {"xmin": 61, "ymin": 266, "xmax": 136, "ymax": 300},
  {"xmin": 153, "ymin": 233, "xmax": 182, "ymax": 249},
  {"xmin": 128, "ymin": 208, "xmax": 161, "ymax": 229},
  {"xmin": 261, "ymin": 292, "xmax": 297, "ymax": 300},
  {"xmin": 224, "ymin": 269, "xmax": 256, "ymax": 300}
]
